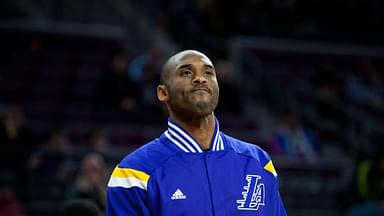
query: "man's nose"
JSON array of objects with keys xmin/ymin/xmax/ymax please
[{"xmin": 192, "ymin": 74, "xmax": 207, "ymax": 84}]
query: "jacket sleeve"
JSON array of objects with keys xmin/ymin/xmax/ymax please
[
  {"xmin": 266, "ymin": 161, "xmax": 287, "ymax": 216},
  {"xmin": 106, "ymin": 166, "xmax": 151, "ymax": 216},
  {"xmin": 262, "ymin": 157, "xmax": 287, "ymax": 216},
  {"xmin": 273, "ymin": 188, "xmax": 287, "ymax": 216}
]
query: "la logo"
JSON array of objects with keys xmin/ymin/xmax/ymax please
[{"xmin": 236, "ymin": 175, "xmax": 265, "ymax": 211}]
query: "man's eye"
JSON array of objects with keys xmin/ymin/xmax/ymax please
[
  {"xmin": 181, "ymin": 70, "xmax": 192, "ymax": 76},
  {"xmin": 205, "ymin": 71, "xmax": 214, "ymax": 75}
]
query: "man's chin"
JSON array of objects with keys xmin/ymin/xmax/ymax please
[
  {"xmin": 190, "ymin": 94, "xmax": 211, "ymax": 102},
  {"xmin": 192, "ymin": 101, "xmax": 215, "ymax": 116}
]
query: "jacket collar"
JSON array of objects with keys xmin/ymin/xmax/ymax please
[{"xmin": 164, "ymin": 117, "xmax": 224, "ymax": 153}]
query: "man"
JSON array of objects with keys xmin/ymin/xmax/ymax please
[{"xmin": 106, "ymin": 50, "xmax": 287, "ymax": 215}]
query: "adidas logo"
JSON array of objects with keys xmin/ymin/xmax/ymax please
[{"xmin": 171, "ymin": 189, "xmax": 186, "ymax": 200}]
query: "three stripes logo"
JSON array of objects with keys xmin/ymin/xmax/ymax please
[{"xmin": 171, "ymin": 189, "xmax": 186, "ymax": 200}]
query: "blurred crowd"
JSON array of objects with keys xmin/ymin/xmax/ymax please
[{"xmin": 0, "ymin": 104, "xmax": 113, "ymax": 215}]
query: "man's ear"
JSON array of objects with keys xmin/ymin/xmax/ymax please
[{"xmin": 157, "ymin": 85, "xmax": 169, "ymax": 102}]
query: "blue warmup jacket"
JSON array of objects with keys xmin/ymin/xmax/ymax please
[{"xmin": 107, "ymin": 119, "xmax": 287, "ymax": 215}]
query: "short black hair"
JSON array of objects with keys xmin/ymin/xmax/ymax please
[{"xmin": 59, "ymin": 199, "xmax": 101, "ymax": 216}]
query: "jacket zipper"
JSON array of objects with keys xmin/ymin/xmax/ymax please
[{"xmin": 204, "ymin": 153, "xmax": 215, "ymax": 216}]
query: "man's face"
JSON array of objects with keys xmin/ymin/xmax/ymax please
[{"xmin": 159, "ymin": 51, "xmax": 219, "ymax": 118}]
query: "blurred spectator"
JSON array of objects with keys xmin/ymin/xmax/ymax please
[
  {"xmin": 269, "ymin": 111, "xmax": 319, "ymax": 161},
  {"xmin": 59, "ymin": 199, "xmax": 101, "ymax": 216},
  {"xmin": 345, "ymin": 58, "xmax": 384, "ymax": 113},
  {"xmin": 128, "ymin": 47, "xmax": 162, "ymax": 83},
  {"xmin": 27, "ymin": 128, "xmax": 73, "ymax": 203},
  {"xmin": 65, "ymin": 153, "xmax": 107, "ymax": 211},
  {"xmin": 0, "ymin": 105, "xmax": 38, "ymax": 161},
  {"xmin": 87, "ymin": 128, "xmax": 110, "ymax": 154},
  {"xmin": 98, "ymin": 52, "xmax": 141, "ymax": 113},
  {"xmin": 356, "ymin": 154, "xmax": 384, "ymax": 201},
  {"xmin": 128, "ymin": 47, "xmax": 163, "ymax": 112},
  {"xmin": 82, "ymin": 128, "xmax": 114, "ymax": 164},
  {"xmin": 28, "ymin": 128, "xmax": 70, "ymax": 177},
  {"xmin": 311, "ymin": 59, "xmax": 344, "ymax": 98},
  {"xmin": 346, "ymin": 153, "xmax": 384, "ymax": 215},
  {"xmin": 214, "ymin": 60, "xmax": 242, "ymax": 115},
  {"xmin": 310, "ymin": 59, "xmax": 349, "ymax": 147},
  {"xmin": 0, "ymin": 104, "xmax": 38, "ymax": 200}
]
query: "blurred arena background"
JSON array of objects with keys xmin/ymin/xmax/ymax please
[{"xmin": 1, "ymin": 0, "xmax": 384, "ymax": 215}]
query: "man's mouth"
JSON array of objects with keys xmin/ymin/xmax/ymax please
[{"xmin": 191, "ymin": 87, "xmax": 211, "ymax": 94}]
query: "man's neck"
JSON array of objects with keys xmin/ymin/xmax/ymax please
[{"xmin": 169, "ymin": 113, "xmax": 215, "ymax": 150}]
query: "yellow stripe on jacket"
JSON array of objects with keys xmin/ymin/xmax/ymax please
[{"xmin": 108, "ymin": 166, "xmax": 150, "ymax": 190}]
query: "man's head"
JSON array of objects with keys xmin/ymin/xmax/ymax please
[{"xmin": 157, "ymin": 50, "xmax": 219, "ymax": 119}]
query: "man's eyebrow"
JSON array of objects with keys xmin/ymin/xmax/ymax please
[
  {"xmin": 204, "ymin": 64, "xmax": 215, "ymax": 70},
  {"xmin": 177, "ymin": 64, "xmax": 215, "ymax": 70},
  {"xmin": 177, "ymin": 64, "xmax": 192, "ymax": 70}
]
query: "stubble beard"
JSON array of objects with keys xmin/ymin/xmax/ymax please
[
  {"xmin": 192, "ymin": 99, "xmax": 215, "ymax": 117},
  {"xmin": 169, "ymin": 91, "xmax": 219, "ymax": 119}
]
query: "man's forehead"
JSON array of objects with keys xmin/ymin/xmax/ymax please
[{"xmin": 170, "ymin": 50, "xmax": 213, "ymax": 68}]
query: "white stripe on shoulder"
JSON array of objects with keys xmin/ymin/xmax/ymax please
[
  {"xmin": 212, "ymin": 131, "xmax": 219, "ymax": 151},
  {"xmin": 108, "ymin": 176, "xmax": 148, "ymax": 190},
  {"xmin": 168, "ymin": 122, "xmax": 203, "ymax": 153},
  {"xmin": 168, "ymin": 129, "xmax": 196, "ymax": 153},
  {"xmin": 219, "ymin": 135, "xmax": 224, "ymax": 150},
  {"xmin": 164, "ymin": 130, "xmax": 190, "ymax": 152}
]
